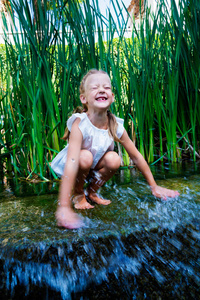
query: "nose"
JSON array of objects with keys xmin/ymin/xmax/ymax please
[{"xmin": 98, "ymin": 86, "xmax": 105, "ymax": 93}]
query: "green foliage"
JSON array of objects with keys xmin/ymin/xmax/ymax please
[{"xmin": 0, "ymin": 0, "xmax": 200, "ymax": 179}]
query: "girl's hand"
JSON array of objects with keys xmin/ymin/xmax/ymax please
[
  {"xmin": 56, "ymin": 206, "xmax": 84, "ymax": 229},
  {"xmin": 150, "ymin": 185, "xmax": 180, "ymax": 200}
]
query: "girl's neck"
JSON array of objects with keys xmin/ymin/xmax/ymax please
[{"xmin": 86, "ymin": 109, "xmax": 108, "ymax": 130}]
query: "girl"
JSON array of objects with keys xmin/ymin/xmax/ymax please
[{"xmin": 51, "ymin": 69, "xmax": 179, "ymax": 229}]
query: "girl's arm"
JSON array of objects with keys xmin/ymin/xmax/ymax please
[
  {"xmin": 119, "ymin": 130, "xmax": 179, "ymax": 199},
  {"xmin": 56, "ymin": 119, "xmax": 84, "ymax": 228}
]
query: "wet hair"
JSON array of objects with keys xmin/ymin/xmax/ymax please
[{"xmin": 62, "ymin": 69, "xmax": 121, "ymax": 142}]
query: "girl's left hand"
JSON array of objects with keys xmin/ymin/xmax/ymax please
[{"xmin": 150, "ymin": 185, "xmax": 180, "ymax": 200}]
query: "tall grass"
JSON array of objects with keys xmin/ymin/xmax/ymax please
[{"xmin": 0, "ymin": 0, "xmax": 200, "ymax": 179}]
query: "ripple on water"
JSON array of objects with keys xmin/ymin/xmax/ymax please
[
  {"xmin": 0, "ymin": 168, "xmax": 200, "ymax": 299},
  {"xmin": 0, "ymin": 174, "xmax": 200, "ymax": 241}
]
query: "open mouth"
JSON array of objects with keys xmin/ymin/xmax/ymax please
[{"xmin": 96, "ymin": 97, "xmax": 107, "ymax": 101}]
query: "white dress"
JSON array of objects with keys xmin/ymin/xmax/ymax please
[{"xmin": 51, "ymin": 113, "xmax": 124, "ymax": 177}]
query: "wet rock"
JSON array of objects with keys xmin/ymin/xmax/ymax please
[{"xmin": 0, "ymin": 221, "xmax": 200, "ymax": 299}]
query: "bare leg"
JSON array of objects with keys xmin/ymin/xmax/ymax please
[
  {"xmin": 73, "ymin": 150, "xmax": 95, "ymax": 209},
  {"xmin": 87, "ymin": 151, "xmax": 121, "ymax": 205}
]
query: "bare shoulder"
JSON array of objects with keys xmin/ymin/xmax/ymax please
[
  {"xmin": 71, "ymin": 117, "xmax": 82, "ymax": 127},
  {"xmin": 120, "ymin": 129, "xmax": 132, "ymax": 144},
  {"xmin": 69, "ymin": 118, "xmax": 83, "ymax": 143},
  {"xmin": 70, "ymin": 118, "xmax": 82, "ymax": 133}
]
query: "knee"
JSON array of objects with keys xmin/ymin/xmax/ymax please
[
  {"xmin": 104, "ymin": 152, "xmax": 121, "ymax": 171},
  {"xmin": 79, "ymin": 150, "xmax": 93, "ymax": 170}
]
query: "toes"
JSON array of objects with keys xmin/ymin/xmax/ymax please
[
  {"xmin": 104, "ymin": 200, "xmax": 111, "ymax": 205},
  {"xmin": 88, "ymin": 196, "xmax": 111, "ymax": 205},
  {"xmin": 74, "ymin": 202, "xmax": 94, "ymax": 209},
  {"xmin": 85, "ymin": 203, "xmax": 94, "ymax": 209},
  {"xmin": 57, "ymin": 218, "xmax": 84, "ymax": 229}
]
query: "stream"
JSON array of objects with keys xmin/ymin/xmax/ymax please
[{"xmin": 0, "ymin": 162, "xmax": 200, "ymax": 299}]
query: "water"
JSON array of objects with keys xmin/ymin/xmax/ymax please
[{"xmin": 0, "ymin": 163, "xmax": 200, "ymax": 299}]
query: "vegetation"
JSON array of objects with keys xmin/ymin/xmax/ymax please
[{"xmin": 0, "ymin": 0, "xmax": 200, "ymax": 180}]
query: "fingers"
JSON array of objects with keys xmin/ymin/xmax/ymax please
[
  {"xmin": 57, "ymin": 218, "xmax": 84, "ymax": 229},
  {"xmin": 151, "ymin": 186, "xmax": 180, "ymax": 199},
  {"xmin": 56, "ymin": 207, "xmax": 84, "ymax": 229}
]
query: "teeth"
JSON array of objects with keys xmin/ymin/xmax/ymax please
[{"xmin": 97, "ymin": 97, "xmax": 106, "ymax": 101}]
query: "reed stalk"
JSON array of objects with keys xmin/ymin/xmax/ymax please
[{"xmin": 0, "ymin": 0, "xmax": 199, "ymax": 179}]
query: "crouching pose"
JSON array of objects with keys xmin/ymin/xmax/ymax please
[{"xmin": 51, "ymin": 69, "xmax": 179, "ymax": 229}]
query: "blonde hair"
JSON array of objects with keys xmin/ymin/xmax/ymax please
[
  {"xmin": 79, "ymin": 69, "xmax": 109, "ymax": 94},
  {"xmin": 62, "ymin": 69, "xmax": 120, "ymax": 142}
]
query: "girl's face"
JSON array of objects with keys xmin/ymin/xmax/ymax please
[{"xmin": 80, "ymin": 73, "xmax": 114, "ymax": 111}]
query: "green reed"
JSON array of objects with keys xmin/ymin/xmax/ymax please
[{"xmin": 0, "ymin": 0, "xmax": 199, "ymax": 179}]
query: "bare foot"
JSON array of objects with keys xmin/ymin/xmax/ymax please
[
  {"xmin": 88, "ymin": 192, "xmax": 111, "ymax": 205},
  {"xmin": 72, "ymin": 194, "xmax": 94, "ymax": 209},
  {"xmin": 56, "ymin": 206, "xmax": 84, "ymax": 229}
]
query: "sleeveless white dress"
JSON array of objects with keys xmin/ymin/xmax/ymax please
[{"xmin": 51, "ymin": 112, "xmax": 124, "ymax": 177}]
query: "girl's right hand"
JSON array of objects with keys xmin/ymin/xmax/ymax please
[{"xmin": 56, "ymin": 206, "xmax": 84, "ymax": 229}]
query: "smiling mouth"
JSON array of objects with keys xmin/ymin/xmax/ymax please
[{"xmin": 96, "ymin": 97, "xmax": 107, "ymax": 101}]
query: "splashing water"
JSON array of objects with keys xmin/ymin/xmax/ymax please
[{"xmin": 0, "ymin": 164, "xmax": 200, "ymax": 299}]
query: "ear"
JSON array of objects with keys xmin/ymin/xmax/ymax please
[{"xmin": 80, "ymin": 94, "xmax": 87, "ymax": 104}]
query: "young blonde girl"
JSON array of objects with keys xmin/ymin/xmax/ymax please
[{"xmin": 51, "ymin": 69, "xmax": 179, "ymax": 229}]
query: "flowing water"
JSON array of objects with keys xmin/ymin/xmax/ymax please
[{"xmin": 0, "ymin": 163, "xmax": 200, "ymax": 299}]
